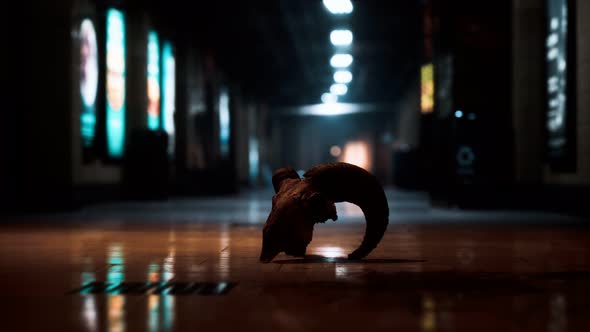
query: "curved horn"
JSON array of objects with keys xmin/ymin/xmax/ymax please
[
  {"xmin": 304, "ymin": 162, "xmax": 389, "ymax": 259},
  {"xmin": 272, "ymin": 167, "xmax": 300, "ymax": 193}
]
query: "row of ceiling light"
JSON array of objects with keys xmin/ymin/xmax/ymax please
[{"xmin": 321, "ymin": 0, "xmax": 354, "ymax": 104}]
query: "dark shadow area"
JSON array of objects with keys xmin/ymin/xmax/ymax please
[
  {"xmin": 262, "ymin": 270, "xmax": 590, "ymax": 295},
  {"xmin": 273, "ymin": 255, "xmax": 426, "ymax": 264}
]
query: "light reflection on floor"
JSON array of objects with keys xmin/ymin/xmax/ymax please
[
  {"xmin": 108, "ymin": 296, "xmax": 125, "ymax": 332},
  {"xmin": 313, "ymin": 246, "xmax": 346, "ymax": 258},
  {"xmin": 1, "ymin": 190, "xmax": 589, "ymax": 331}
]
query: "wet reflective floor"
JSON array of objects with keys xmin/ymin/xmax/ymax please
[{"xmin": 1, "ymin": 190, "xmax": 589, "ymax": 331}]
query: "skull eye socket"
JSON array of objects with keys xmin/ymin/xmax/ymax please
[
  {"xmin": 307, "ymin": 194, "xmax": 323, "ymax": 208},
  {"xmin": 304, "ymin": 193, "xmax": 326, "ymax": 213},
  {"xmin": 301, "ymin": 192, "xmax": 337, "ymax": 222}
]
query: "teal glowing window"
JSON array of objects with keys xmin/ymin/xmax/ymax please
[
  {"xmin": 147, "ymin": 31, "xmax": 160, "ymax": 130},
  {"xmin": 79, "ymin": 19, "xmax": 98, "ymax": 148},
  {"xmin": 106, "ymin": 8, "xmax": 126, "ymax": 158},
  {"xmin": 219, "ymin": 89, "xmax": 230, "ymax": 158},
  {"xmin": 162, "ymin": 42, "xmax": 176, "ymax": 154}
]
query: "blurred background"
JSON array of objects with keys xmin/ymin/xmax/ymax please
[{"xmin": 2, "ymin": 0, "xmax": 588, "ymax": 215}]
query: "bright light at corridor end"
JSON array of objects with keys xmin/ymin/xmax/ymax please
[
  {"xmin": 330, "ymin": 30, "xmax": 353, "ymax": 46},
  {"xmin": 330, "ymin": 54, "xmax": 353, "ymax": 68},
  {"xmin": 342, "ymin": 141, "xmax": 371, "ymax": 171},
  {"xmin": 334, "ymin": 70, "xmax": 352, "ymax": 84},
  {"xmin": 321, "ymin": 93, "xmax": 338, "ymax": 104},
  {"xmin": 323, "ymin": 0, "xmax": 353, "ymax": 14},
  {"xmin": 330, "ymin": 83, "xmax": 348, "ymax": 96}
]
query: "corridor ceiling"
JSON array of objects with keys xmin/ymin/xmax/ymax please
[{"xmin": 140, "ymin": 0, "xmax": 422, "ymax": 106}]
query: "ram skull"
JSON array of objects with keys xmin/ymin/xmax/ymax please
[{"xmin": 260, "ymin": 162, "xmax": 389, "ymax": 263}]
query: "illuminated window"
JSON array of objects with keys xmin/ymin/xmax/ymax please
[
  {"xmin": 106, "ymin": 9, "xmax": 126, "ymax": 158},
  {"xmin": 219, "ymin": 89, "xmax": 230, "ymax": 158},
  {"xmin": 162, "ymin": 42, "xmax": 175, "ymax": 154},
  {"xmin": 79, "ymin": 19, "xmax": 98, "ymax": 148},
  {"xmin": 545, "ymin": 0, "xmax": 569, "ymax": 156},
  {"xmin": 249, "ymin": 137, "xmax": 259, "ymax": 182},
  {"xmin": 421, "ymin": 64, "xmax": 434, "ymax": 114},
  {"xmin": 147, "ymin": 31, "xmax": 160, "ymax": 130}
]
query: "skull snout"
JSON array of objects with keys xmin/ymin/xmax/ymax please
[{"xmin": 259, "ymin": 233, "xmax": 281, "ymax": 263}]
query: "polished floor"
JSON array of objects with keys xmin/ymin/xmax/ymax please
[{"xmin": 1, "ymin": 189, "xmax": 589, "ymax": 331}]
